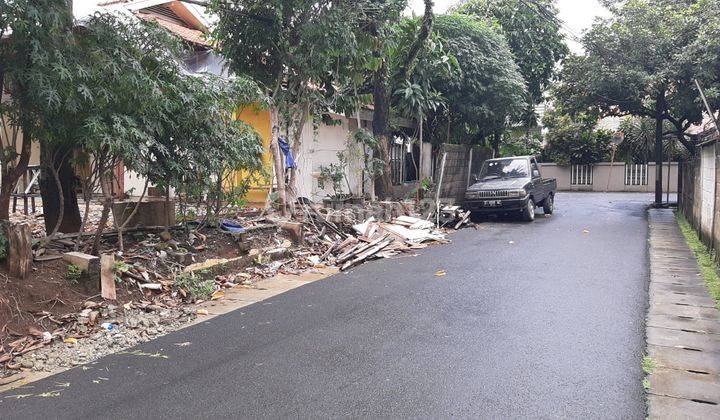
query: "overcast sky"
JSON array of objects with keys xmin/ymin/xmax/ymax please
[{"xmin": 407, "ymin": 0, "xmax": 611, "ymax": 54}]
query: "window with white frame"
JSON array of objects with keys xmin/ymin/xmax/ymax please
[
  {"xmin": 570, "ymin": 164, "xmax": 593, "ymax": 185},
  {"xmin": 624, "ymin": 164, "xmax": 648, "ymax": 185}
]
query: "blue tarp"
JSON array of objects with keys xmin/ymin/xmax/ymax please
[
  {"xmin": 220, "ymin": 219, "xmax": 245, "ymax": 234},
  {"xmin": 278, "ymin": 137, "xmax": 297, "ymax": 169}
]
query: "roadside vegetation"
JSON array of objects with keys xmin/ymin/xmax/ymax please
[{"xmin": 677, "ymin": 212, "xmax": 720, "ymax": 309}]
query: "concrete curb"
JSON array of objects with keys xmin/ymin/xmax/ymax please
[{"xmin": 646, "ymin": 209, "xmax": 720, "ymax": 418}]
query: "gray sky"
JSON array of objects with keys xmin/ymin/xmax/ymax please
[{"xmin": 407, "ymin": 0, "xmax": 611, "ymax": 54}]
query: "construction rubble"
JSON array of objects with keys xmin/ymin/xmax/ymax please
[{"xmin": 1, "ymin": 200, "xmax": 473, "ymax": 382}]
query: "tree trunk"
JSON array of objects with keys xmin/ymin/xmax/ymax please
[
  {"xmin": 654, "ymin": 94, "xmax": 665, "ymax": 205},
  {"xmin": 370, "ymin": 1, "xmax": 433, "ymax": 201},
  {"xmin": 40, "ymin": 144, "xmax": 81, "ymax": 234},
  {"xmin": 492, "ymin": 130, "xmax": 502, "ymax": 158},
  {"xmin": 288, "ymin": 103, "xmax": 309, "ymax": 197},
  {"xmin": 0, "ymin": 124, "xmax": 32, "ymax": 221},
  {"xmin": 90, "ymin": 187, "xmax": 112, "ymax": 256},
  {"xmin": 0, "ymin": 182, "xmax": 13, "ymax": 221},
  {"xmin": 270, "ymin": 107, "xmax": 288, "ymax": 216}
]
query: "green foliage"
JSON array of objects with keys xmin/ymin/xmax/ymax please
[
  {"xmin": 66, "ymin": 264, "xmax": 82, "ymax": 284},
  {"xmin": 1, "ymin": 5, "xmax": 265, "ymax": 228},
  {"xmin": 501, "ymin": 133, "xmax": 543, "ymax": 158},
  {"xmin": 317, "ymin": 152, "xmax": 351, "ymax": 198},
  {"xmin": 542, "ymin": 109, "xmax": 612, "ymax": 165},
  {"xmin": 616, "ymin": 117, "xmax": 688, "ymax": 163},
  {"xmin": 553, "ymin": 0, "xmax": 720, "ymax": 152},
  {"xmin": 113, "ymin": 261, "xmax": 131, "ymax": 284},
  {"xmin": 174, "ymin": 272, "xmax": 215, "ymax": 300},
  {"xmin": 210, "ymin": 0, "xmax": 366, "ymax": 130},
  {"xmin": 422, "ymin": 14, "xmax": 527, "ymax": 144},
  {"xmin": 390, "ymin": 17, "xmax": 456, "ymax": 120},
  {"xmin": 455, "ymin": 0, "xmax": 569, "ymax": 111}
]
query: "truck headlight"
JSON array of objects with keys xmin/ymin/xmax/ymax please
[
  {"xmin": 465, "ymin": 191, "xmax": 478, "ymax": 199},
  {"xmin": 507, "ymin": 189, "xmax": 526, "ymax": 197}
]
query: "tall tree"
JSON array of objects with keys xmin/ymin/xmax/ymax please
[
  {"xmin": 0, "ymin": 0, "xmax": 74, "ymax": 224},
  {"xmin": 422, "ymin": 14, "xmax": 526, "ymax": 154},
  {"xmin": 365, "ymin": 0, "xmax": 435, "ymax": 198},
  {"xmin": 553, "ymin": 0, "xmax": 720, "ymax": 204},
  {"xmin": 210, "ymin": 0, "xmax": 369, "ymax": 213},
  {"xmin": 454, "ymin": 0, "xmax": 569, "ymax": 124}
]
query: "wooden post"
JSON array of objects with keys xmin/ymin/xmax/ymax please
[
  {"xmin": 435, "ymin": 152, "xmax": 448, "ymax": 227},
  {"xmin": 7, "ymin": 223, "xmax": 32, "ymax": 279},
  {"xmin": 100, "ymin": 254, "xmax": 116, "ymax": 300}
]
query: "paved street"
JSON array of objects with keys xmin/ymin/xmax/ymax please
[{"xmin": 1, "ymin": 193, "xmax": 651, "ymax": 419}]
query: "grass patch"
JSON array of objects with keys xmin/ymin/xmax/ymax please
[
  {"xmin": 174, "ymin": 272, "xmax": 215, "ymax": 299},
  {"xmin": 642, "ymin": 356, "xmax": 657, "ymax": 375},
  {"xmin": 676, "ymin": 212, "xmax": 720, "ymax": 310}
]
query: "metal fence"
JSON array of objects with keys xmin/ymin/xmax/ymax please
[
  {"xmin": 624, "ymin": 164, "xmax": 648, "ymax": 186},
  {"xmin": 570, "ymin": 165, "xmax": 594, "ymax": 185}
]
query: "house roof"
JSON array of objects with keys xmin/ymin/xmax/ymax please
[
  {"xmin": 93, "ymin": 1, "xmax": 211, "ymax": 47},
  {"xmin": 136, "ymin": 10, "xmax": 210, "ymax": 47}
]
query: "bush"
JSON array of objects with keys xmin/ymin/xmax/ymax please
[
  {"xmin": 542, "ymin": 110, "xmax": 612, "ymax": 165},
  {"xmin": 501, "ymin": 133, "xmax": 543, "ymax": 157}
]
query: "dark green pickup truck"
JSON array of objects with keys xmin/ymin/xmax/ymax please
[{"xmin": 463, "ymin": 156, "xmax": 557, "ymax": 222}]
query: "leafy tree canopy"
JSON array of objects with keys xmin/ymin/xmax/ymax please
[
  {"xmin": 553, "ymin": 0, "xmax": 720, "ymax": 152},
  {"xmin": 422, "ymin": 14, "xmax": 527, "ymax": 145},
  {"xmin": 542, "ymin": 107, "xmax": 612, "ymax": 165},
  {"xmin": 454, "ymin": 0, "xmax": 568, "ymax": 109}
]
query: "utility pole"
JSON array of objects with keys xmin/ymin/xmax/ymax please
[{"xmin": 695, "ymin": 79, "xmax": 720, "ymax": 137}]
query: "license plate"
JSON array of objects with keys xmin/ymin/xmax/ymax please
[{"xmin": 483, "ymin": 200, "xmax": 501, "ymax": 207}]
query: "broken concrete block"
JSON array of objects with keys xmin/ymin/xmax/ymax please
[
  {"xmin": 62, "ymin": 252, "xmax": 100, "ymax": 276},
  {"xmin": 279, "ymin": 221, "xmax": 304, "ymax": 245},
  {"xmin": 112, "ymin": 199, "xmax": 176, "ymax": 228}
]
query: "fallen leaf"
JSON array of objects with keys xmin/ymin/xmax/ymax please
[
  {"xmin": 63, "ymin": 338, "xmax": 77, "ymax": 344},
  {"xmin": 582, "ymin": 229, "xmax": 590, "ymax": 234},
  {"xmin": 508, "ymin": 241, "xmax": 515, "ymax": 244},
  {"xmin": 196, "ymin": 309, "xmax": 209, "ymax": 316},
  {"xmin": 27, "ymin": 326, "xmax": 44, "ymax": 337},
  {"xmin": 174, "ymin": 342, "xmax": 191, "ymax": 347},
  {"xmin": 435, "ymin": 270, "xmax": 447, "ymax": 277},
  {"xmin": 210, "ymin": 291, "xmax": 225, "ymax": 301}
]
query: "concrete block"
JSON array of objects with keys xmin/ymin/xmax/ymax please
[{"xmin": 62, "ymin": 252, "xmax": 100, "ymax": 276}]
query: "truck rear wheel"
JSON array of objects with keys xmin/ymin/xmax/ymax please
[
  {"xmin": 522, "ymin": 199, "xmax": 535, "ymax": 222},
  {"xmin": 543, "ymin": 194, "xmax": 554, "ymax": 214}
]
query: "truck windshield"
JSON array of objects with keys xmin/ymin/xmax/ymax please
[{"xmin": 479, "ymin": 158, "xmax": 529, "ymax": 180}]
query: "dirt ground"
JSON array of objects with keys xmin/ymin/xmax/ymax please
[{"xmin": 0, "ymin": 223, "xmax": 281, "ymax": 347}]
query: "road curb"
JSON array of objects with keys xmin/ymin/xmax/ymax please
[{"xmin": 646, "ymin": 209, "xmax": 720, "ymax": 418}]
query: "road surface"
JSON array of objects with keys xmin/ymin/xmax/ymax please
[{"xmin": 1, "ymin": 193, "xmax": 651, "ymax": 419}]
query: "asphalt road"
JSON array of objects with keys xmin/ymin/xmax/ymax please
[{"xmin": 1, "ymin": 193, "xmax": 651, "ymax": 419}]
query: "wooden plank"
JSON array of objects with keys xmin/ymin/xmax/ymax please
[
  {"xmin": 341, "ymin": 239, "xmax": 393, "ymax": 271},
  {"xmin": 7, "ymin": 223, "xmax": 32, "ymax": 279},
  {"xmin": 100, "ymin": 254, "xmax": 116, "ymax": 300}
]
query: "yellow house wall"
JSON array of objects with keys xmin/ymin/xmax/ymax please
[{"xmin": 234, "ymin": 105, "xmax": 272, "ymax": 204}]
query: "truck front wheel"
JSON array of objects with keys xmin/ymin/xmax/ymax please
[
  {"xmin": 522, "ymin": 199, "xmax": 535, "ymax": 222},
  {"xmin": 543, "ymin": 194, "xmax": 554, "ymax": 214}
]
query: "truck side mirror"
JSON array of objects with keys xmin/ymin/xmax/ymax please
[
  {"xmin": 472, "ymin": 174, "xmax": 479, "ymax": 183},
  {"xmin": 532, "ymin": 169, "xmax": 540, "ymax": 178}
]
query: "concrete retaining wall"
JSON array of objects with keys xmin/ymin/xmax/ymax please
[{"xmin": 539, "ymin": 162, "xmax": 678, "ymax": 193}]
